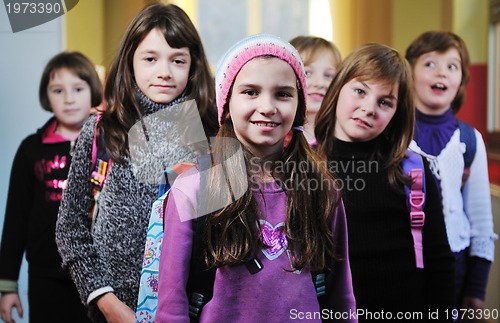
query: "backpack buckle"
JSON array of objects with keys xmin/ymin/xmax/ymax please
[
  {"xmin": 188, "ymin": 292, "xmax": 207, "ymax": 319},
  {"xmin": 90, "ymin": 171, "xmax": 106, "ymax": 186},
  {"xmin": 409, "ymin": 191, "xmax": 425, "ymax": 208},
  {"xmin": 410, "ymin": 211, "xmax": 425, "ymax": 227},
  {"xmin": 313, "ymin": 273, "xmax": 326, "ymax": 297}
]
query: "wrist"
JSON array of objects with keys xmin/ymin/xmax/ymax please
[{"xmin": 95, "ymin": 292, "xmax": 115, "ymax": 311}]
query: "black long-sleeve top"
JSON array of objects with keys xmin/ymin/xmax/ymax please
[
  {"xmin": 330, "ymin": 139, "xmax": 455, "ymax": 322},
  {"xmin": 0, "ymin": 118, "xmax": 73, "ymax": 290}
]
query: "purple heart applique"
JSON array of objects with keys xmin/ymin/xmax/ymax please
[{"xmin": 259, "ymin": 220, "xmax": 288, "ymax": 260}]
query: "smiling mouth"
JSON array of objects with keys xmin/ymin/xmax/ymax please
[
  {"xmin": 431, "ymin": 83, "xmax": 447, "ymax": 91},
  {"xmin": 252, "ymin": 121, "xmax": 280, "ymax": 127}
]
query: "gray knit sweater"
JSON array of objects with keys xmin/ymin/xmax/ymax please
[{"xmin": 56, "ymin": 91, "xmax": 197, "ymax": 322}]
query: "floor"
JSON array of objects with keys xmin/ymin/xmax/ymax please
[{"xmin": 484, "ymin": 190, "xmax": 500, "ymax": 322}]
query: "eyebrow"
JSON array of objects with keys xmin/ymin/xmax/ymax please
[
  {"xmin": 360, "ymin": 81, "xmax": 398, "ymax": 101},
  {"xmin": 276, "ymin": 85, "xmax": 297, "ymax": 92},
  {"xmin": 138, "ymin": 49, "xmax": 190, "ymax": 56},
  {"xmin": 48, "ymin": 81, "xmax": 87, "ymax": 88},
  {"xmin": 236, "ymin": 84, "xmax": 297, "ymax": 91},
  {"xmin": 423, "ymin": 53, "xmax": 461, "ymax": 62}
]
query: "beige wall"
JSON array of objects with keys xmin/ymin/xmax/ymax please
[
  {"xmin": 330, "ymin": 0, "xmax": 391, "ymax": 58},
  {"xmin": 65, "ymin": 0, "xmax": 151, "ymax": 69},
  {"xmin": 64, "ymin": 0, "xmax": 104, "ymax": 66},
  {"xmin": 64, "ymin": 0, "xmax": 491, "ymax": 69},
  {"xmin": 453, "ymin": 0, "xmax": 489, "ymax": 63},
  {"xmin": 391, "ymin": 0, "xmax": 445, "ymax": 54}
]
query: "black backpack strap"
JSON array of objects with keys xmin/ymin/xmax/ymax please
[
  {"xmin": 186, "ymin": 214, "xmax": 215, "ymax": 321},
  {"xmin": 187, "ymin": 153, "xmax": 216, "ymax": 321}
]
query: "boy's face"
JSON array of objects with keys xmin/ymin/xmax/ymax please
[{"xmin": 412, "ymin": 48, "xmax": 462, "ymax": 115}]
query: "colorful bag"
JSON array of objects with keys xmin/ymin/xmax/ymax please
[{"xmin": 136, "ymin": 162, "xmax": 194, "ymax": 323}]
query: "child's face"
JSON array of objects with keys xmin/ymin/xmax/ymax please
[
  {"xmin": 412, "ymin": 48, "xmax": 462, "ymax": 115},
  {"xmin": 334, "ymin": 78, "xmax": 398, "ymax": 142},
  {"xmin": 229, "ymin": 57, "xmax": 298, "ymax": 157},
  {"xmin": 304, "ymin": 50, "xmax": 337, "ymax": 116},
  {"xmin": 47, "ymin": 68, "xmax": 92, "ymax": 132},
  {"xmin": 133, "ymin": 28, "xmax": 191, "ymax": 104}
]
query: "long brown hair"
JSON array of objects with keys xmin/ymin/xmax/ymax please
[
  {"xmin": 315, "ymin": 43, "xmax": 415, "ymax": 191},
  {"xmin": 204, "ymin": 58, "xmax": 340, "ymax": 272},
  {"xmin": 405, "ymin": 31, "xmax": 470, "ymax": 114},
  {"xmin": 101, "ymin": 3, "xmax": 218, "ymax": 163}
]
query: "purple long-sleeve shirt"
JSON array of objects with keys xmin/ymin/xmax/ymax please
[{"xmin": 156, "ymin": 167, "xmax": 357, "ymax": 322}]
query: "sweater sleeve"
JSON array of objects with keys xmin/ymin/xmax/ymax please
[
  {"xmin": 0, "ymin": 137, "xmax": 35, "ymax": 289},
  {"xmin": 55, "ymin": 115, "xmax": 111, "ymax": 304},
  {"xmin": 156, "ymin": 182, "xmax": 196, "ymax": 323},
  {"xmin": 422, "ymin": 158, "xmax": 455, "ymax": 317},
  {"xmin": 325, "ymin": 199, "xmax": 357, "ymax": 322},
  {"xmin": 462, "ymin": 129, "xmax": 497, "ymax": 261}
]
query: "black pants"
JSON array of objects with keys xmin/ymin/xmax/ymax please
[{"xmin": 28, "ymin": 274, "xmax": 91, "ymax": 323}]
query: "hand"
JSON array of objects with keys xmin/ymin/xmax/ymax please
[
  {"xmin": 461, "ymin": 297, "xmax": 484, "ymax": 322},
  {"xmin": 0, "ymin": 292, "xmax": 23, "ymax": 323},
  {"xmin": 462, "ymin": 296, "xmax": 484, "ymax": 311},
  {"xmin": 96, "ymin": 293, "xmax": 135, "ymax": 323}
]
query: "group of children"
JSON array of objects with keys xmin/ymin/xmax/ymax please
[{"xmin": 0, "ymin": 2, "xmax": 496, "ymax": 322}]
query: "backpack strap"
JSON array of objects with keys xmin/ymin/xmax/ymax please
[
  {"xmin": 90, "ymin": 114, "xmax": 111, "ymax": 231},
  {"xmin": 186, "ymin": 154, "xmax": 216, "ymax": 321},
  {"xmin": 403, "ymin": 149, "xmax": 426, "ymax": 269},
  {"xmin": 457, "ymin": 119, "xmax": 476, "ymax": 186}
]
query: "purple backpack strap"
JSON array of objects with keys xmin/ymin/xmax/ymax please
[
  {"xmin": 402, "ymin": 149, "xmax": 426, "ymax": 269},
  {"xmin": 89, "ymin": 114, "xmax": 111, "ymax": 231}
]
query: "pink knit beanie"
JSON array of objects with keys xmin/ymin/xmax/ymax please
[{"xmin": 215, "ymin": 33, "xmax": 306, "ymax": 125}]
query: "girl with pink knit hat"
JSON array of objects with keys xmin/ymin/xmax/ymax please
[{"xmin": 156, "ymin": 34, "xmax": 356, "ymax": 322}]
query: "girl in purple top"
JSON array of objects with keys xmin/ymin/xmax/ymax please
[{"xmin": 156, "ymin": 34, "xmax": 356, "ymax": 322}]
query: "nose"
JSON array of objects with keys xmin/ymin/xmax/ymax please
[
  {"xmin": 310, "ymin": 73, "xmax": 328, "ymax": 89},
  {"xmin": 158, "ymin": 61, "xmax": 172, "ymax": 79},
  {"xmin": 65, "ymin": 90, "xmax": 74, "ymax": 104},
  {"xmin": 360, "ymin": 101, "xmax": 376, "ymax": 116},
  {"xmin": 256, "ymin": 94, "xmax": 277, "ymax": 116},
  {"xmin": 435, "ymin": 63, "xmax": 447, "ymax": 77}
]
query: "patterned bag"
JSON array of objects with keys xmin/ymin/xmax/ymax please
[{"xmin": 136, "ymin": 162, "xmax": 194, "ymax": 323}]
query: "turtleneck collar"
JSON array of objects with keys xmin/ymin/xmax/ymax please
[
  {"xmin": 416, "ymin": 108, "xmax": 454, "ymax": 125},
  {"xmin": 414, "ymin": 107, "xmax": 457, "ymax": 156},
  {"xmin": 332, "ymin": 137, "xmax": 379, "ymax": 161},
  {"xmin": 135, "ymin": 86, "xmax": 186, "ymax": 116}
]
